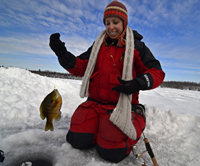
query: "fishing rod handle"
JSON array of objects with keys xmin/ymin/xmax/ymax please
[
  {"xmin": 152, "ymin": 157, "xmax": 159, "ymax": 166},
  {"xmin": 143, "ymin": 138, "xmax": 159, "ymax": 166}
]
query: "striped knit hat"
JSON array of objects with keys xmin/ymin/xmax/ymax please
[
  {"xmin": 103, "ymin": 0, "xmax": 128, "ymax": 47},
  {"xmin": 103, "ymin": 0, "xmax": 128, "ymax": 26}
]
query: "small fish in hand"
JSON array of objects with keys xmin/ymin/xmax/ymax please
[{"xmin": 40, "ymin": 89, "xmax": 62, "ymax": 131}]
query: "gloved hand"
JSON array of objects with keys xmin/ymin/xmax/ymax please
[
  {"xmin": 49, "ymin": 33, "xmax": 67, "ymax": 57},
  {"xmin": 112, "ymin": 77, "xmax": 140, "ymax": 94},
  {"xmin": 49, "ymin": 33, "xmax": 76, "ymax": 69}
]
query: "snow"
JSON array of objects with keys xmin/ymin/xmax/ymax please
[{"xmin": 0, "ymin": 67, "xmax": 200, "ymax": 166}]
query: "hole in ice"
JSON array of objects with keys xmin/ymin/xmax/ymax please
[{"xmin": 19, "ymin": 158, "xmax": 52, "ymax": 166}]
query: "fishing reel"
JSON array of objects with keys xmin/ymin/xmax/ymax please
[
  {"xmin": 132, "ymin": 145, "xmax": 148, "ymax": 166},
  {"xmin": 132, "ymin": 145, "xmax": 148, "ymax": 159},
  {"xmin": 0, "ymin": 150, "xmax": 5, "ymax": 162}
]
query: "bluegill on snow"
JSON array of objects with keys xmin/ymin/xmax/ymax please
[{"xmin": 40, "ymin": 89, "xmax": 62, "ymax": 131}]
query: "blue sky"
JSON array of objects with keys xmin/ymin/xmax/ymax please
[{"xmin": 0, "ymin": 0, "xmax": 200, "ymax": 82}]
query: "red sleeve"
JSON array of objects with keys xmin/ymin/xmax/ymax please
[
  {"xmin": 65, "ymin": 44, "xmax": 93, "ymax": 77},
  {"xmin": 67, "ymin": 58, "xmax": 89, "ymax": 77}
]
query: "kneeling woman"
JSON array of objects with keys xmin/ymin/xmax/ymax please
[{"xmin": 49, "ymin": 0, "xmax": 165, "ymax": 163}]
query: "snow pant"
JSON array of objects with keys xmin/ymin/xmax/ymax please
[{"xmin": 66, "ymin": 99, "xmax": 146, "ymax": 163}]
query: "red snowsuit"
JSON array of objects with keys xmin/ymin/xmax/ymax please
[{"xmin": 60, "ymin": 30, "xmax": 165, "ymax": 163}]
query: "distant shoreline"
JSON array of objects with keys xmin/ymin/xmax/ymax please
[{"xmin": 1, "ymin": 66, "xmax": 200, "ymax": 91}]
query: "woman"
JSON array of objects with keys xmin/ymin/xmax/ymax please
[{"xmin": 49, "ymin": 0, "xmax": 165, "ymax": 163}]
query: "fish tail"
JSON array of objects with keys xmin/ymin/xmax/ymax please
[{"xmin": 45, "ymin": 121, "xmax": 54, "ymax": 131}]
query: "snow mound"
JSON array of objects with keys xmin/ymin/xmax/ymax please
[{"xmin": 0, "ymin": 67, "xmax": 200, "ymax": 166}]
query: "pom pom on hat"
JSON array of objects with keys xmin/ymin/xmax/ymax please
[{"xmin": 103, "ymin": 0, "xmax": 128, "ymax": 26}]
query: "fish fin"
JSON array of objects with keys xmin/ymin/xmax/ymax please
[
  {"xmin": 40, "ymin": 114, "xmax": 45, "ymax": 120},
  {"xmin": 39, "ymin": 105, "xmax": 45, "ymax": 120},
  {"xmin": 45, "ymin": 121, "xmax": 54, "ymax": 131}
]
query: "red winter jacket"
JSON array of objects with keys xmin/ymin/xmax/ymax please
[{"xmin": 58, "ymin": 30, "xmax": 165, "ymax": 105}]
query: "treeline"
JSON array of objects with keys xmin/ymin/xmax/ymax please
[
  {"xmin": 30, "ymin": 70, "xmax": 200, "ymax": 91},
  {"xmin": 29, "ymin": 69, "xmax": 82, "ymax": 80},
  {"xmin": 1, "ymin": 66, "xmax": 200, "ymax": 91},
  {"xmin": 160, "ymin": 81, "xmax": 200, "ymax": 91}
]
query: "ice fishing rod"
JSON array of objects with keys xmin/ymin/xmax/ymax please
[
  {"xmin": 110, "ymin": 57, "xmax": 159, "ymax": 165},
  {"xmin": 134, "ymin": 106, "xmax": 159, "ymax": 166},
  {"xmin": 125, "ymin": 93, "xmax": 158, "ymax": 166}
]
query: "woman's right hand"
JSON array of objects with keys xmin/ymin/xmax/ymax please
[{"xmin": 49, "ymin": 33, "xmax": 67, "ymax": 57}]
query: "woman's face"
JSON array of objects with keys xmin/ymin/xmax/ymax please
[{"xmin": 105, "ymin": 17, "xmax": 123, "ymax": 40}]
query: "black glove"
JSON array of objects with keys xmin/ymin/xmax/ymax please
[
  {"xmin": 49, "ymin": 33, "xmax": 67, "ymax": 57},
  {"xmin": 49, "ymin": 33, "xmax": 77, "ymax": 69},
  {"xmin": 112, "ymin": 77, "xmax": 140, "ymax": 94}
]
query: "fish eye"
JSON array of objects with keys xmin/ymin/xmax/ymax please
[{"xmin": 50, "ymin": 100, "xmax": 53, "ymax": 103}]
